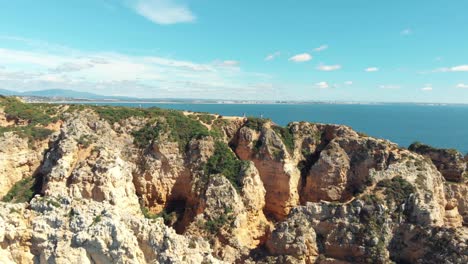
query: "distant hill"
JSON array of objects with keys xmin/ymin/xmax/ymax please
[
  {"xmin": 0, "ymin": 89, "xmax": 137, "ymax": 100},
  {"xmin": 0, "ymin": 89, "xmax": 16, "ymax": 96}
]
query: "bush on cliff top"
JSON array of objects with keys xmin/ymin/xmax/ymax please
[
  {"xmin": 204, "ymin": 141, "xmax": 246, "ymax": 191},
  {"xmin": 377, "ymin": 176, "xmax": 415, "ymax": 221},
  {"xmin": 272, "ymin": 125, "xmax": 295, "ymax": 153},
  {"xmin": 409, "ymin": 141, "xmax": 460, "ymax": 156},
  {"xmin": 0, "ymin": 97, "xmax": 58, "ymax": 125},
  {"xmin": 131, "ymin": 110, "xmax": 211, "ymax": 150},
  {"xmin": 245, "ymin": 117, "xmax": 270, "ymax": 131}
]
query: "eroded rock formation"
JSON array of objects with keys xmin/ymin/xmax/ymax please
[{"xmin": 0, "ymin": 97, "xmax": 466, "ymax": 263}]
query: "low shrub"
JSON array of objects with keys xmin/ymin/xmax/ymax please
[
  {"xmin": 2, "ymin": 177, "xmax": 36, "ymax": 203},
  {"xmin": 204, "ymin": 141, "xmax": 246, "ymax": 191}
]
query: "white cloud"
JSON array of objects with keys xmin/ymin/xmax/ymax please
[
  {"xmin": 456, "ymin": 83, "xmax": 468, "ymax": 89},
  {"xmin": 315, "ymin": 81, "xmax": 329, "ymax": 89},
  {"xmin": 401, "ymin": 28, "xmax": 412, "ymax": 36},
  {"xmin": 0, "ymin": 42, "xmax": 276, "ymax": 99},
  {"xmin": 380, "ymin": 85, "xmax": 400, "ymax": 89},
  {"xmin": 289, "ymin": 53, "xmax": 312, "ymax": 63},
  {"xmin": 217, "ymin": 60, "xmax": 240, "ymax": 67},
  {"xmin": 317, "ymin": 64, "xmax": 341, "ymax": 71},
  {"xmin": 314, "ymin": 45, "xmax": 328, "ymax": 52},
  {"xmin": 265, "ymin": 51, "xmax": 280, "ymax": 61},
  {"xmin": 131, "ymin": 0, "xmax": 196, "ymax": 25},
  {"xmin": 421, "ymin": 85, "xmax": 433, "ymax": 91},
  {"xmin": 365, "ymin": 67, "xmax": 379, "ymax": 72},
  {"xmin": 344, "ymin": 81, "xmax": 353, "ymax": 85},
  {"xmin": 436, "ymin": 65, "xmax": 468, "ymax": 72}
]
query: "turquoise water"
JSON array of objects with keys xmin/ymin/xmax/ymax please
[{"xmin": 78, "ymin": 102, "xmax": 468, "ymax": 154}]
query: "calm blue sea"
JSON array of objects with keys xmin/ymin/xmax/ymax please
[{"xmin": 77, "ymin": 102, "xmax": 468, "ymax": 154}]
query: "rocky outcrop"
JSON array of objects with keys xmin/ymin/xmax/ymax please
[
  {"xmin": 0, "ymin": 133, "xmax": 47, "ymax": 199},
  {"xmin": 0, "ymin": 197, "xmax": 221, "ymax": 264},
  {"xmin": 409, "ymin": 142, "xmax": 467, "ymax": 182},
  {"xmin": 234, "ymin": 125, "xmax": 301, "ymax": 220},
  {"xmin": 0, "ymin": 99, "xmax": 466, "ymax": 263},
  {"xmin": 445, "ymin": 182, "xmax": 468, "ymax": 225}
]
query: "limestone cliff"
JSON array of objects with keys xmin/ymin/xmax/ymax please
[{"xmin": 0, "ymin": 97, "xmax": 466, "ymax": 263}]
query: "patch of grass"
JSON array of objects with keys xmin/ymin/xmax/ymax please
[
  {"xmin": 2, "ymin": 177, "xmax": 36, "ymax": 203},
  {"xmin": 204, "ymin": 141, "xmax": 246, "ymax": 191},
  {"xmin": 197, "ymin": 114, "xmax": 216, "ymax": 125},
  {"xmin": 93, "ymin": 106, "xmax": 149, "ymax": 125},
  {"xmin": 272, "ymin": 125, "xmax": 294, "ymax": 153},
  {"xmin": 245, "ymin": 117, "xmax": 270, "ymax": 131}
]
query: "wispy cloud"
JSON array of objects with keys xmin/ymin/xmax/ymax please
[
  {"xmin": 0, "ymin": 41, "xmax": 276, "ymax": 99},
  {"xmin": 130, "ymin": 0, "xmax": 196, "ymax": 25},
  {"xmin": 315, "ymin": 81, "xmax": 329, "ymax": 89},
  {"xmin": 435, "ymin": 65, "xmax": 468, "ymax": 72},
  {"xmin": 265, "ymin": 51, "xmax": 280, "ymax": 61},
  {"xmin": 456, "ymin": 83, "xmax": 468, "ymax": 89},
  {"xmin": 289, "ymin": 53, "xmax": 312, "ymax": 63},
  {"xmin": 344, "ymin": 81, "xmax": 353, "ymax": 85},
  {"xmin": 365, "ymin": 67, "xmax": 379, "ymax": 72},
  {"xmin": 380, "ymin": 85, "xmax": 400, "ymax": 89},
  {"xmin": 421, "ymin": 84, "xmax": 433, "ymax": 91},
  {"xmin": 400, "ymin": 28, "xmax": 412, "ymax": 36},
  {"xmin": 314, "ymin": 45, "xmax": 328, "ymax": 52},
  {"xmin": 216, "ymin": 60, "xmax": 240, "ymax": 67},
  {"xmin": 317, "ymin": 64, "xmax": 341, "ymax": 71}
]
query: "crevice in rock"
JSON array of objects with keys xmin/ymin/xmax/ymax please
[{"xmin": 298, "ymin": 131, "xmax": 331, "ymax": 204}]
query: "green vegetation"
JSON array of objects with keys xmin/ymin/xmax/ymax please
[
  {"xmin": 131, "ymin": 123, "xmax": 166, "ymax": 148},
  {"xmin": 0, "ymin": 126, "xmax": 53, "ymax": 146},
  {"xmin": 409, "ymin": 141, "xmax": 460, "ymax": 156},
  {"xmin": 197, "ymin": 114, "xmax": 216, "ymax": 125},
  {"xmin": 0, "ymin": 97, "xmax": 56, "ymax": 145},
  {"xmin": 204, "ymin": 141, "xmax": 246, "ymax": 191},
  {"xmin": 377, "ymin": 176, "xmax": 416, "ymax": 221},
  {"xmin": 93, "ymin": 106, "xmax": 149, "ymax": 124},
  {"xmin": 77, "ymin": 135, "xmax": 94, "ymax": 148},
  {"xmin": 46, "ymin": 198, "xmax": 61, "ymax": 208},
  {"xmin": 204, "ymin": 206, "xmax": 235, "ymax": 234},
  {"xmin": 130, "ymin": 109, "xmax": 211, "ymax": 150},
  {"xmin": 252, "ymin": 139, "xmax": 263, "ymax": 152},
  {"xmin": 2, "ymin": 177, "xmax": 36, "ymax": 203},
  {"xmin": 91, "ymin": 214, "xmax": 102, "ymax": 226},
  {"xmin": 357, "ymin": 131, "xmax": 369, "ymax": 138},
  {"xmin": 245, "ymin": 117, "xmax": 270, "ymax": 131},
  {"xmin": 209, "ymin": 118, "xmax": 229, "ymax": 139},
  {"xmin": 0, "ymin": 97, "xmax": 59, "ymax": 125},
  {"xmin": 141, "ymin": 207, "xmax": 178, "ymax": 226},
  {"xmin": 377, "ymin": 176, "xmax": 415, "ymax": 205},
  {"xmin": 272, "ymin": 125, "xmax": 294, "ymax": 153}
]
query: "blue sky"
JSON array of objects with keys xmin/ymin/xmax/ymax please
[{"xmin": 0, "ymin": 0, "xmax": 468, "ymax": 102}]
